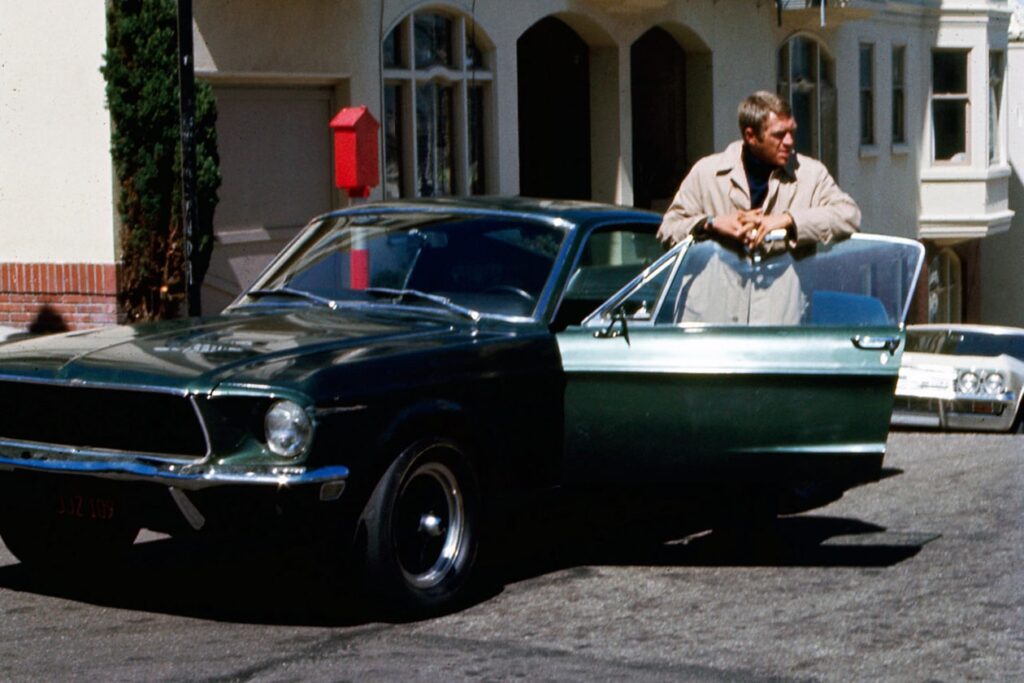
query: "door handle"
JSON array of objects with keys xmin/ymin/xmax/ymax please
[{"xmin": 851, "ymin": 334, "xmax": 901, "ymax": 355}]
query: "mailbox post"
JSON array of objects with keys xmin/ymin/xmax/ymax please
[{"xmin": 330, "ymin": 106, "xmax": 381, "ymax": 288}]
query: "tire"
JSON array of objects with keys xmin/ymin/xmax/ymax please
[
  {"xmin": 1011, "ymin": 407, "xmax": 1024, "ymax": 435},
  {"xmin": 359, "ymin": 436, "xmax": 481, "ymax": 616},
  {"xmin": 0, "ymin": 514, "xmax": 139, "ymax": 573}
]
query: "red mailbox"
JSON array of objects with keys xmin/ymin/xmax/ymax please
[{"xmin": 330, "ymin": 106, "xmax": 380, "ymax": 199}]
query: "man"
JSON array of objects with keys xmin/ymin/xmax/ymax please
[{"xmin": 658, "ymin": 91, "xmax": 860, "ymax": 324}]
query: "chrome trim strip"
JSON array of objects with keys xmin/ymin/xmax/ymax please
[
  {"xmin": 0, "ymin": 373, "xmax": 194, "ymax": 397},
  {"xmin": 731, "ymin": 443, "xmax": 887, "ymax": 455},
  {"xmin": 169, "ymin": 487, "xmax": 206, "ymax": 530},
  {"xmin": 189, "ymin": 394, "xmax": 214, "ymax": 459},
  {"xmin": 0, "ymin": 452, "xmax": 350, "ymax": 491},
  {"xmin": 0, "ymin": 437, "xmax": 202, "ymax": 465},
  {"xmin": 314, "ymin": 404, "xmax": 368, "ymax": 417}
]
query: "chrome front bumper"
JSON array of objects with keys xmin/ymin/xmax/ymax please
[
  {"xmin": 891, "ymin": 393, "xmax": 1018, "ymax": 432},
  {"xmin": 0, "ymin": 439, "xmax": 349, "ymax": 492}
]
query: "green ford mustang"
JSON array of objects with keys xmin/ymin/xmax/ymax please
[{"xmin": 0, "ymin": 198, "xmax": 923, "ymax": 615}]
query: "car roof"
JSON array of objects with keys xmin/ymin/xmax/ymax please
[{"xmin": 317, "ymin": 196, "xmax": 663, "ymax": 229}]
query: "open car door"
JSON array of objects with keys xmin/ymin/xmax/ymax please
[{"xmin": 556, "ymin": 234, "xmax": 924, "ymax": 490}]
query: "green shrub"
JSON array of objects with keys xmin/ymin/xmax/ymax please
[{"xmin": 102, "ymin": 0, "xmax": 220, "ymax": 321}]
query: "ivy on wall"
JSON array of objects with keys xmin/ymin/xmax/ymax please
[{"xmin": 101, "ymin": 0, "xmax": 220, "ymax": 321}]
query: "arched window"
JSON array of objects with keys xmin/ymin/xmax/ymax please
[
  {"xmin": 383, "ymin": 11, "xmax": 491, "ymax": 198},
  {"xmin": 928, "ymin": 249, "xmax": 962, "ymax": 323},
  {"xmin": 777, "ymin": 35, "xmax": 837, "ymax": 175}
]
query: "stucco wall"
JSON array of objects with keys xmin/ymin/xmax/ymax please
[
  {"xmin": 0, "ymin": 1, "xmax": 115, "ymax": 263},
  {"xmin": 981, "ymin": 40, "xmax": 1024, "ymax": 326},
  {"xmin": 192, "ymin": 0, "xmax": 780, "ymax": 204}
]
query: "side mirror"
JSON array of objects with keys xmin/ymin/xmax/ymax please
[{"xmin": 593, "ymin": 306, "xmax": 630, "ymax": 345}]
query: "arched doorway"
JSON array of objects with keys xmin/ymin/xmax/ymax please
[
  {"xmin": 631, "ymin": 27, "xmax": 687, "ymax": 210},
  {"xmin": 517, "ymin": 17, "xmax": 591, "ymax": 200}
]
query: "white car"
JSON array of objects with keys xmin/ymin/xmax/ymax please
[{"xmin": 893, "ymin": 324, "xmax": 1024, "ymax": 433}]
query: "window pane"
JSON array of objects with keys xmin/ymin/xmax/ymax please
[
  {"xmin": 384, "ymin": 85, "xmax": 404, "ymax": 198},
  {"xmin": 777, "ymin": 36, "xmax": 836, "ymax": 175},
  {"xmin": 383, "ymin": 24, "xmax": 403, "ymax": 68},
  {"xmin": 792, "ymin": 37, "xmax": 815, "ymax": 84},
  {"xmin": 859, "ymin": 45, "xmax": 874, "ymax": 145},
  {"xmin": 466, "ymin": 31, "xmax": 485, "ymax": 70},
  {"xmin": 933, "ymin": 51, "xmax": 967, "ymax": 94},
  {"xmin": 859, "ymin": 45, "xmax": 873, "ymax": 88},
  {"xmin": 468, "ymin": 86, "xmax": 486, "ymax": 194},
  {"xmin": 892, "ymin": 47, "xmax": 906, "ymax": 144},
  {"xmin": 933, "ymin": 100, "xmax": 967, "ymax": 161},
  {"xmin": 416, "ymin": 83, "xmax": 454, "ymax": 196},
  {"xmin": 414, "ymin": 13, "xmax": 453, "ymax": 69},
  {"xmin": 989, "ymin": 52, "xmax": 1004, "ymax": 164},
  {"xmin": 793, "ymin": 90, "xmax": 816, "ymax": 156},
  {"xmin": 892, "ymin": 90, "xmax": 905, "ymax": 144}
]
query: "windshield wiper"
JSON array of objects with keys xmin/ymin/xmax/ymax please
[
  {"xmin": 363, "ymin": 287, "xmax": 480, "ymax": 322},
  {"xmin": 245, "ymin": 286, "xmax": 338, "ymax": 309}
]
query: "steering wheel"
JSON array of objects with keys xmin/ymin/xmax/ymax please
[{"xmin": 483, "ymin": 285, "xmax": 537, "ymax": 305}]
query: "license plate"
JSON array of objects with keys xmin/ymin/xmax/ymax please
[
  {"xmin": 896, "ymin": 367, "xmax": 955, "ymax": 400},
  {"xmin": 55, "ymin": 494, "xmax": 116, "ymax": 522}
]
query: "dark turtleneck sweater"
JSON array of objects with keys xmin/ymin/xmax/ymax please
[{"xmin": 742, "ymin": 146, "xmax": 778, "ymax": 210}]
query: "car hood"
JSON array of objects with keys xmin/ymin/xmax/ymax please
[
  {"xmin": 0, "ymin": 306, "xmax": 490, "ymax": 394},
  {"xmin": 901, "ymin": 351, "xmax": 1024, "ymax": 375}
]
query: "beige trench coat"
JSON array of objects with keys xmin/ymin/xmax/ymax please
[{"xmin": 658, "ymin": 141, "xmax": 861, "ymax": 325}]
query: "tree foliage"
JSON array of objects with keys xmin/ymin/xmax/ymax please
[{"xmin": 102, "ymin": 0, "xmax": 220, "ymax": 321}]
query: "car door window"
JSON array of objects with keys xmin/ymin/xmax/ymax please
[
  {"xmin": 553, "ymin": 224, "xmax": 663, "ymax": 329},
  {"xmin": 587, "ymin": 236, "xmax": 922, "ymax": 329}
]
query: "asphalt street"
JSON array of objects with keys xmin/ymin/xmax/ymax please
[{"xmin": 0, "ymin": 432, "xmax": 1020, "ymax": 682}]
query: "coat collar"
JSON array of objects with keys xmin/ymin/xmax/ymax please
[{"xmin": 714, "ymin": 140, "xmax": 798, "ymax": 182}]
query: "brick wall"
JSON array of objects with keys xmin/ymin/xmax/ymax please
[{"xmin": 0, "ymin": 263, "xmax": 119, "ymax": 333}]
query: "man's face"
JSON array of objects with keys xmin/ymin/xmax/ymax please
[{"xmin": 744, "ymin": 112, "xmax": 797, "ymax": 167}]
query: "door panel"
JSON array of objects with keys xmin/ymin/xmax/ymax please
[
  {"xmin": 559, "ymin": 326, "xmax": 901, "ymax": 486},
  {"xmin": 557, "ymin": 235, "xmax": 924, "ymax": 489}
]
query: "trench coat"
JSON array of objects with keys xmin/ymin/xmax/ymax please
[{"xmin": 657, "ymin": 141, "xmax": 861, "ymax": 325}]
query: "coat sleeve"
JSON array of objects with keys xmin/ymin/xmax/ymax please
[
  {"xmin": 786, "ymin": 165, "xmax": 861, "ymax": 246},
  {"xmin": 656, "ymin": 164, "xmax": 712, "ymax": 246}
]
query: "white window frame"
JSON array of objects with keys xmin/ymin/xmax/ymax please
[
  {"xmin": 930, "ymin": 48, "xmax": 971, "ymax": 166},
  {"xmin": 777, "ymin": 34, "xmax": 838, "ymax": 176},
  {"xmin": 382, "ymin": 11, "xmax": 493, "ymax": 198}
]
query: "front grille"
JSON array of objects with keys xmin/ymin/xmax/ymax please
[
  {"xmin": 0, "ymin": 381, "xmax": 208, "ymax": 458},
  {"xmin": 894, "ymin": 396, "xmax": 1005, "ymax": 416},
  {"xmin": 894, "ymin": 397, "xmax": 937, "ymax": 412}
]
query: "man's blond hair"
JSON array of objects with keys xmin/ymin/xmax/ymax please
[{"xmin": 738, "ymin": 91, "xmax": 793, "ymax": 137}]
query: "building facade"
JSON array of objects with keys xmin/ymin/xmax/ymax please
[{"xmin": 0, "ymin": 0, "xmax": 1021, "ymax": 328}]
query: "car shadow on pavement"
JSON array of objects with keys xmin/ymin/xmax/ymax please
[
  {"xmin": 0, "ymin": 493, "xmax": 938, "ymax": 626},
  {"xmin": 489, "ymin": 488, "xmax": 939, "ymax": 588}
]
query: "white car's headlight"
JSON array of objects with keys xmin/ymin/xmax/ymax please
[
  {"xmin": 264, "ymin": 400, "xmax": 314, "ymax": 458},
  {"xmin": 956, "ymin": 370, "xmax": 980, "ymax": 394},
  {"xmin": 981, "ymin": 371, "xmax": 1005, "ymax": 395}
]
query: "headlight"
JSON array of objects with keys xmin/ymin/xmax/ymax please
[
  {"xmin": 956, "ymin": 370, "xmax": 980, "ymax": 394},
  {"xmin": 264, "ymin": 400, "xmax": 313, "ymax": 458},
  {"xmin": 982, "ymin": 371, "xmax": 1005, "ymax": 395}
]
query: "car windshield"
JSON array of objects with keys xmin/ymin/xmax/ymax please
[
  {"xmin": 907, "ymin": 330, "xmax": 1024, "ymax": 359},
  {"xmin": 238, "ymin": 212, "xmax": 568, "ymax": 319}
]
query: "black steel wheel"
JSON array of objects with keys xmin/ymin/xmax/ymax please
[{"xmin": 360, "ymin": 437, "xmax": 480, "ymax": 615}]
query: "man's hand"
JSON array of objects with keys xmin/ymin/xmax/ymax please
[
  {"xmin": 706, "ymin": 210, "xmax": 762, "ymax": 244},
  {"xmin": 745, "ymin": 211, "xmax": 794, "ymax": 249}
]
